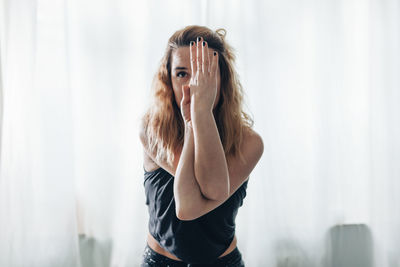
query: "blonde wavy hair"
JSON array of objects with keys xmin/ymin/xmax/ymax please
[{"xmin": 141, "ymin": 25, "xmax": 254, "ymax": 167}]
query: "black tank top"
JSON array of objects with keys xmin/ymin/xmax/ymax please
[{"xmin": 143, "ymin": 166, "xmax": 248, "ymax": 264}]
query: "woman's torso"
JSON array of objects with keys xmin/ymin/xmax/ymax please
[{"xmin": 143, "ymin": 150, "xmax": 239, "ymax": 262}]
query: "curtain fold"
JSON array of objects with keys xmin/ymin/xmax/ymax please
[{"xmin": 0, "ymin": 0, "xmax": 80, "ymax": 266}]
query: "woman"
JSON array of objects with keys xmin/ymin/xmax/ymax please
[{"xmin": 140, "ymin": 25, "xmax": 263, "ymax": 266}]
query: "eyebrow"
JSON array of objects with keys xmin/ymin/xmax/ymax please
[{"xmin": 174, "ymin": 67, "xmax": 188, "ymax": 70}]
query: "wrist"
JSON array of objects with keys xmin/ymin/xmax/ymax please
[
  {"xmin": 191, "ymin": 98, "xmax": 213, "ymax": 117},
  {"xmin": 192, "ymin": 108, "xmax": 213, "ymax": 125}
]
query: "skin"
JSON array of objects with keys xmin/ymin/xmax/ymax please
[{"xmin": 170, "ymin": 39, "xmax": 221, "ymax": 124}]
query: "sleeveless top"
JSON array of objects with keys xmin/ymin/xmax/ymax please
[{"xmin": 143, "ymin": 166, "xmax": 249, "ymax": 264}]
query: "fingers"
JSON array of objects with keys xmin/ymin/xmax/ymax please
[
  {"xmin": 190, "ymin": 41, "xmax": 196, "ymax": 82},
  {"xmin": 196, "ymin": 37, "xmax": 202, "ymax": 75},
  {"xmin": 202, "ymin": 40, "xmax": 210, "ymax": 74},
  {"xmin": 192, "ymin": 37, "xmax": 215, "ymax": 81},
  {"xmin": 210, "ymin": 50, "xmax": 218, "ymax": 76}
]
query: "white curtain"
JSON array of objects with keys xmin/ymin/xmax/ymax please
[{"xmin": 1, "ymin": 0, "xmax": 399, "ymax": 266}]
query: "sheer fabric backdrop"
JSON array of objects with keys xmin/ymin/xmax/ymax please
[{"xmin": 0, "ymin": 0, "xmax": 399, "ymax": 266}]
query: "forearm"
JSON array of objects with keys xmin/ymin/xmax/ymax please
[
  {"xmin": 192, "ymin": 110, "xmax": 229, "ymax": 200},
  {"xmin": 173, "ymin": 122, "xmax": 205, "ymax": 220}
]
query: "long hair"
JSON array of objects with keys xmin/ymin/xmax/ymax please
[{"xmin": 141, "ymin": 25, "xmax": 254, "ymax": 167}]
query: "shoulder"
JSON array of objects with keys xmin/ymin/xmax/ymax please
[
  {"xmin": 225, "ymin": 128, "xmax": 263, "ymax": 193},
  {"xmin": 244, "ymin": 128, "xmax": 264, "ymax": 152},
  {"xmin": 234, "ymin": 127, "xmax": 264, "ymax": 165}
]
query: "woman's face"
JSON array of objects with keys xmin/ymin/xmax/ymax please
[{"xmin": 170, "ymin": 46, "xmax": 221, "ymax": 110}]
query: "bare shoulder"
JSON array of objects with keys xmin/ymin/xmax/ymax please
[
  {"xmin": 243, "ymin": 128, "xmax": 264, "ymax": 174},
  {"xmin": 244, "ymin": 128, "xmax": 264, "ymax": 158},
  {"xmin": 224, "ymin": 128, "xmax": 264, "ymax": 196},
  {"xmin": 227, "ymin": 128, "xmax": 264, "ymax": 166}
]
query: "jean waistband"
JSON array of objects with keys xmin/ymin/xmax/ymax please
[{"xmin": 144, "ymin": 243, "xmax": 243, "ymax": 265}]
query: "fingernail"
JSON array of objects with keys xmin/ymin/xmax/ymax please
[
  {"xmin": 197, "ymin": 36, "xmax": 201, "ymax": 42},
  {"xmin": 190, "ymin": 41, "xmax": 195, "ymax": 46},
  {"xmin": 202, "ymin": 41, "xmax": 206, "ymax": 46}
]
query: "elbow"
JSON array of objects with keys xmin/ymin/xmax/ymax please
[
  {"xmin": 174, "ymin": 200, "xmax": 194, "ymax": 221},
  {"xmin": 176, "ymin": 211, "xmax": 191, "ymax": 221},
  {"xmin": 175, "ymin": 200, "xmax": 204, "ymax": 221},
  {"xmin": 175, "ymin": 208, "xmax": 197, "ymax": 221}
]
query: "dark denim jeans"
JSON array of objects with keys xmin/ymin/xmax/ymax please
[{"xmin": 140, "ymin": 244, "xmax": 245, "ymax": 267}]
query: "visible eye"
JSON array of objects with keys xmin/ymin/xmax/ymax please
[{"xmin": 177, "ymin": 71, "xmax": 187, "ymax": 78}]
